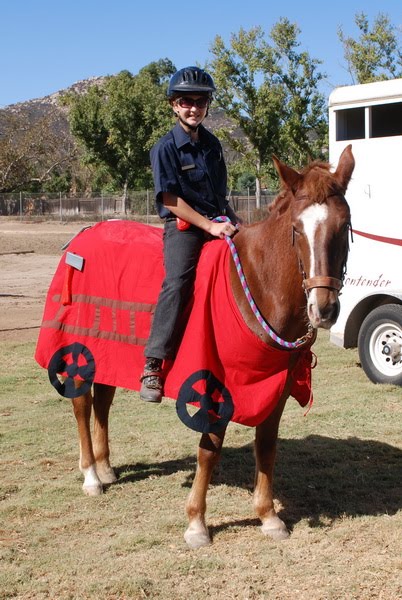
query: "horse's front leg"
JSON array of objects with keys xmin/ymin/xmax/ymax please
[
  {"xmin": 254, "ymin": 391, "xmax": 290, "ymax": 540},
  {"xmin": 92, "ymin": 383, "xmax": 117, "ymax": 485},
  {"xmin": 72, "ymin": 391, "xmax": 103, "ymax": 496},
  {"xmin": 184, "ymin": 429, "xmax": 226, "ymax": 549}
]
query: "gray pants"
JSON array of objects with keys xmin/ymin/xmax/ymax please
[{"xmin": 145, "ymin": 220, "xmax": 205, "ymax": 360}]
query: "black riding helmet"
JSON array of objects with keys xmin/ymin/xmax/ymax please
[{"xmin": 167, "ymin": 66, "xmax": 216, "ymax": 99}]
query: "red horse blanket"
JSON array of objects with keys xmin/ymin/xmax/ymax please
[{"xmin": 35, "ymin": 220, "xmax": 313, "ymax": 431}]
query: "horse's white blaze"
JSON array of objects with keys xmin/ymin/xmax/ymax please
[
  {"xmin": 300, "ymin": 203, "xmax": 328, "ymax": 272},
  {"xmin": 300, "ymin": 204, "xmax": 329, "ymax": 323}
]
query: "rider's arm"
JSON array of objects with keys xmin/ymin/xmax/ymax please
[{"xmin": 162, "ymin": 193, "xmax": 236, "ymax": 238}]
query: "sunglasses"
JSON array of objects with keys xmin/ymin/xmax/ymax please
[{"xmin": 177, "ymin": 97, "xmax": 209, "ymax": 109}]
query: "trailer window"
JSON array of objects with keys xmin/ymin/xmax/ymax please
[
  {"xmin": 371, "ymin": 102, "xmax": 402, "ymax": 137},
  {"xmin": 336, "ymin": 107, "xmax": 365, "ymax": 141}
]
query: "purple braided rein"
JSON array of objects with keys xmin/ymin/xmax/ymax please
[{"xmin": 214, "ymin": 216, "xmax": 312, "ymax": 349}]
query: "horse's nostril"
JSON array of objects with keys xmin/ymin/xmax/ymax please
[
  {"xmin": 322, "ymin": 301, "xmax": 340, "ymax": 322},
  {"xmin": 309, "ymin": 297, "xmax": 340, "ymax": 327}
]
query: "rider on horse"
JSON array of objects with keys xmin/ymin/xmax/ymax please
[{"xmin": 140, "ymin": 66, "xmax": 240, "ymax": 403}]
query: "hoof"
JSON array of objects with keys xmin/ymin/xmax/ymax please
[
  {"xmin": 261, "ymin": 516, "xmax": 290, "ymax": 540},
  {"xmin": 80, "ymin": 465, "xmax": 103, "ymax": 496},
  {"xmin": 184, "ymin": 528, "xmax": 211, "ymax": 549},
  {"xmin": 97, "ymin": 465, "xmax": 117, "ymax": 485},
  {"xmin": 82, "ymin": 483, "xmax": 103, "ymax": 496}
]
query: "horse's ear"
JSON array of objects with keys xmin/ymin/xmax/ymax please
[
  {"xmin": 334, "ymin": 144, "xmax": 355, "ymax": 193},
  {"xmin": 272, "ymin": 155, "xmax": 301, "ymax": 192}
]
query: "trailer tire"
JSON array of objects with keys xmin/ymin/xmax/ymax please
[{"xmin": 358, "ymin": 304, "xmax": 402, "ymax": 385}]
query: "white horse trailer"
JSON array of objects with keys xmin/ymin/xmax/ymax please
[{"xmin": 328, "ymin": 78, "xmax": 402, "ymax": 386}]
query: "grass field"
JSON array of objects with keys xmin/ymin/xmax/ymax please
[{"xmin": 0, "ymin": 332, "xmax": 401, "ymax": 600}]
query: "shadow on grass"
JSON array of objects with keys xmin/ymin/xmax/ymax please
[
  {"xmin": 115, "ymin": 434, "xmax": 401, "ymax": 532},
  {"xmin": 215, "ymin": 435, "xmax": 402, "ymax": 533},
  {"xmin": 115, "ymin": 456, "xmax": 196, "ymax": 483}
]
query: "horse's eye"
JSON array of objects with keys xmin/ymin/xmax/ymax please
[{"xmin": 292, "ymin": 226, "xmax": 302, "ymax": 245}]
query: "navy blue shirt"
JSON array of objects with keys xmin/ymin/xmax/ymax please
[{"xmin": 150, "ymin": 122, "xmax": 228, "ymax": 219}]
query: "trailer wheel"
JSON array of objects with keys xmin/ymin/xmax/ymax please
[{"xmin": 358, "ymin": 304, "xmax": 402, "ymax": 385}]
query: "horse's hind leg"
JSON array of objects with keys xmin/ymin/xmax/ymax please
[
  {"xmin": 92, "ymin": 383, "xmax": 117, "ymax": 485},
  {"xmin": 72, "ymin": 391, "xmax": 103, "ymax": 496},
  {"xmin": 184, "ymin": 429, "xmax": 226, "ymax": 549},
  {"xmin": 254, "ymin": 391, "xmax": 290, "ymax": 540}
]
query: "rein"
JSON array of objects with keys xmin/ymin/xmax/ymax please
[{"xmin": 215, "ymin": 217, "xmax": 315, "ymax": 350}]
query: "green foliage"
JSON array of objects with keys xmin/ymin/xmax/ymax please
[
  {"xmin": 236, "ymin": 171, "xmax": 256, "ymax": 192},
  {"xmin": 208, "ymin": 20, "xmax": 327, "ymax": 197},
  {"xmin": 42, "ymin": 171, "xmax": 72, "ymax": 193},
  {"xmin": 64, "ymin": 59, "xmax": 176, "ymax": 193},
  {"xmin": 338, "ymin": 12, "xmax": 402, "ymax": 83}
]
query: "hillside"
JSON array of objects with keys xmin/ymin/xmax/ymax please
[{"xmin": 0, "ymin": 75, "xmax": 236, "ymax": 137}]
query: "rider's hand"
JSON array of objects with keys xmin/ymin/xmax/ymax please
[{"xmin": 208, "ymin": 221, "xmax": 237, "ymax": 239}]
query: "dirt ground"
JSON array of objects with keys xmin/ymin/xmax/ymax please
[{"xmin": 0, "ymin": 218, "xmax": 97, "ymax": 343}]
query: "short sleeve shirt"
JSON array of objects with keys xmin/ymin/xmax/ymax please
[{"xmin": 150, "ymin": 122, "xmax": 228, "ymax": 219}]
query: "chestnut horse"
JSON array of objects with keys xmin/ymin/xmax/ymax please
[{"xmin": 49, "ymin": 145, "xmax": 355, "ymax": 548}]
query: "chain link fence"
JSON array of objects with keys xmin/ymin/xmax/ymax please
[{"xmin": 0, "ymin": 190, "xmax": 276, "ymax": 224}]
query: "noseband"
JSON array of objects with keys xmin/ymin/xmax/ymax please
[
  {"xmin": 292, "ymin": 219, "xmax": 351, "ymax": 297},
  {"xmin": 302, "ymin": 276, "xmax": 343, "ymax": 293}
]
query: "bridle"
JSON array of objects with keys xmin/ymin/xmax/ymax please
[
  {"xmin": 291, "ymin": 195, "xmax": 352, "ymax": 299},
  {"xmin": 294, "ymin": 226, "xmax": 351, "ymax": 297},
  {"xmin": 303, "ymin": 276, "xmax": 343, "ymax": 293}
]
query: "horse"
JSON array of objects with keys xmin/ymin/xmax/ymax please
[{"xmin": 35, "ymin": 144, "xmax": 354, "ymax": 549}]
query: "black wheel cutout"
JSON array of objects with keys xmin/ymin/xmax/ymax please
[
  {"xmin": 176, "ymin": 370, "xmax": 234, "ymax": 433},
  {"xmin": 48, "ymin": 343, "xmax": 96, "ymax": 398}
]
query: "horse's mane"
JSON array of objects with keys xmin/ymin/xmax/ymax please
[{"xmin": 267, "ymin": 191, "xmax": 290, "ymax": 217}]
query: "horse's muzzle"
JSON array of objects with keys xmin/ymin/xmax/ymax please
[{"xmin": 307, "ymin": 291, "xmax": 340, "ymax": 329}]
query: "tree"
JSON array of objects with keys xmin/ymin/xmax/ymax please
[
  {"xmin": 338, "ymin": 12, "xmax": 402, "ymax": 84},
  {"xmin": 208, "ymin": 21, "xmax": 327, "ymax": 206},
  {"xmin": 64, "ymin": 59, "xmax": 175, "ymax": 210},
  {"xmin": 0, "ymin": 109, "xmax": 76, "ymax": 193}
]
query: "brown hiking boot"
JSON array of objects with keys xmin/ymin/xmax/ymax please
[{"xmin": 140, "ymin": 358, "xmax": 163, "ymax": 403}]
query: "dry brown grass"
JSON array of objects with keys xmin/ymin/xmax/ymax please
[{"xmin": 0, "ymin": 334, "xmax": 401, "ymax": 600}]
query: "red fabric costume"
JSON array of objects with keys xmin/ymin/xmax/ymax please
[{"xmin": 35, "ymin": 220, "xmax": 313, "ymax": 429}]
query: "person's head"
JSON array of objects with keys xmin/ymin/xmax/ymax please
[{"xmin": 167, "ymin": 66, "xmax": 216, "ymax": 132}]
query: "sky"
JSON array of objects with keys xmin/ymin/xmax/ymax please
[{"xmin": 1, "ymin": 0, "xmax": 401, "ymax": 108}]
